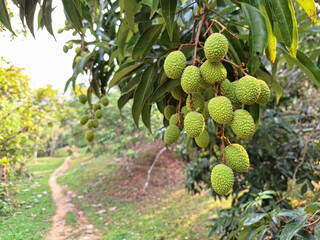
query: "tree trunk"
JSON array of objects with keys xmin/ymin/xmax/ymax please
[{"xmin": 50, "ymin": 130, "xmax": 56, "ymax": 157}]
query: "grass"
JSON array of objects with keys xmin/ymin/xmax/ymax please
[
  {"xmin": 58, "ymin": 153, "xmax": 231, "ymax": 240},
  {"xmin": 0, "ymin": 155, "xmax": 67, "ymax": 240},
  {"xmin": 66, "ymin": 211, "xmax": 78, "ymax": 228}
]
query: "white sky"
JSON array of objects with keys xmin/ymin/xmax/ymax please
[{"xmin": 0, "ymin": 2, "xmax": 78, "ymax": 93}]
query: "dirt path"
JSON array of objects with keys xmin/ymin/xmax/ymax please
[{"xmin": 46, "ymin": 157, "xmax": 101, "ymax": 240}]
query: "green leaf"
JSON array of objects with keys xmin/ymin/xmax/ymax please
[
  {"xmin": 160, "ymin": 0, "xmax": 177, "ymax": 41},
  {"xmin": 0, "ymin": 0, "xmax": 14, "ymax": 34},
  {"xmin": 241, "ymin": 3, "xmax": 268, "ymax": 56},
  {"xmin": 251, "ymin": 225, "xmax": 269, "ymax": 240},
  {"xmin": 124, "ymin": 0, "xmax": 135, "ymax": 33},
  {"xmin": 304, "ymin": 202, "xmax": 320, "ymax": 214},
  {"xmin": 42, "ymin": 0, "xmax": 55, "ymax": 37},
  {"xmin": 271, "ymin": 81, "xmax": 283, "ymax": 104},
  {"xmin": 315, "ymin": 222, "xmax": 320, "ymax": 240},
  {"xmin": 151, "ymin": 78, "xmax": 180, "ymax": 102},
  {"xmin": 296, "ymin": 230, "xmax": 316, "ymax": 240},
  {"xmin": 132, "ymin": 24, "xmax": 163, "ymax": 60},
  {"xmin": 249, "ymin": 103, "xmax": 260, "ymax": 131},
  {"xmin": 257, "ymin": 228, "xmax": 269, "ymax": 240},
  {"xmin": 260, "ymin": 3, "xmax": 277, "ymax": 63},
  {"xmin": 109, "ymin": 62, "xmax": 142, "ymax": 89},
  {"xmin": 269, "ymin": 0, "xmax": 293, "ymax": 49},
  {"xmin": 25, "ymin": 0, "xmax": 37, "ymax": 37},
  {"xmin": 247, "ymin": 56, "xmax": 261, "ymax": 74},
  {"xmin": 294, "ymin": 0, "xmax": 316, "ymax": 23},
  {"xmin": 278, "ymin": 45, "xmax": 320, "ymax": 87},
  {"xmin": 142, "ymin": 0, "xmax": 159, "ymax": 18},
  {"xmin": 132, "ymin": 64, "xmax": 158, "ymax": 127},
  {"xmin": 244, "ymin": 213, "xmax": 267, "ymax": 226},
  {"xmin": 280, "ymin": 216, "xmax": 309, "ymax": 240},
  {"xmin": 142, "ymin": 99, "xmax": 152, "ymax": 133},
  {"xmin": 62, "ymin": 0, "xmax": 83, "ymax": 32},
  {"xmin": 118, "ymin": 91, "xmax": 134, "ymax": 110},
  {"xmin": 117, "ymin": 20, "xmax": 130, "ymax": 57},
  {"xmin": 287, "ymin": 0, "xmax": 298, "ymax": 57},
  {"xmin": 121, "ymin": 73, "xmax": 142, "ymax": 94}
]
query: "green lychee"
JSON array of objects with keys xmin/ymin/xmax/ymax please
[
  {"xmin": 204, "ymin": 33, "xmax": 229, "ymax": 62},
  {"xmin": 211, "ymin": 164, "xmax": 234, "ymax": 195},
  {"xmin": 164, "ymin": 51, "xmax": 186, "ymax": 79},
  {"xmin": 208, "ymin": 96, "xmax": 233, "ymax": 124}
]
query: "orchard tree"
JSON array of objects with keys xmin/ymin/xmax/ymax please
[{"xmin": 1, "ymin": 1, "xmax": 320, "ymax": 238}]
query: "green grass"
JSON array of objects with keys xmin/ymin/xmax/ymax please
[
  {"xmin": 65, "ymin": 212, "xmax": 78, "ymax": 228},
  {"xmin": 58, "ymin": 154, "xmax": 231, "ymax": 240},
  {"xmin": 0, "ymin": 155, "xmax": 67, "ymax": 240}
]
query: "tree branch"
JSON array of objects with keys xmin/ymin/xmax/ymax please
[
  {"xmin": 1, "ymin": 127, "xmax": 28, "ymax": 145},
  {"xmin": 143, "ymin": 147, "xmax": 168, "ymax": 193}
]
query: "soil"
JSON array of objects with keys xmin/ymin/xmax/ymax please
[{"xmin": 45, "ymin": 156, "xmax": 101, "ymax": 240}]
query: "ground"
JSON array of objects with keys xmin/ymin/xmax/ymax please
[{"xmin": 0, "ymin": 145, "xmax": 231, "ymax": 239}]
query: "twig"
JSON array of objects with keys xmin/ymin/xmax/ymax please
[
  {"xmin": 143, "ymin": 147, "xmax": 168, "ymax": 193},
  {"xmin": 209, "ymin": 10, "xmax": 249, "ymax": 29},
  {"xmin": 193, "ymin": 10, "xmax": 207, "ymax": 65},
  {"xmin": 1, "ymin": 127, "xmax": 28, "ymax": 145},
  {"xmin": 261, "ymin": 206, "xmax": 281, "ymax": 230},
  {"xmin": 1, "ymin": 105, "xmax": 21, "ymax": 122},
  {"xmin": 176, "ymin": 1, "xmax": 196, "ymax": 14},
  {"xmin": 222, "ymin": 59, "xmax": 248, "ymax": 76}
]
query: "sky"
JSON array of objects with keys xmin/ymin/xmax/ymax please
[{"xmin": 0, "ymin": 2, "xmax": 79, "ymax": 93}]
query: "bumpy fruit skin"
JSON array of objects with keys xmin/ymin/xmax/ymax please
[
  {"xmin": 204, "ymin": 33, "xmax": 229, "ymax": 62},
  {"xmin": 208, "ymin": 96, "xmax": 233, "ymax": 124},
  {"xmin": 164, "ymin": 125, "xmax": 180, "ymax": 144},
  {"xmin": 181, "ymin": 66, "xmax": 201, "ymax": 94},
  {"xmin": 236, "ymin": 76, "xmax": 261, "ymax": 105},
  {"xmin": 79, "ymin": 94, "xmax": 87, "ymax": 104},
  {"xmin": 87, "ymin": 119, "xmax": 93, "ymax": 129},
  {"xmin": 202, "ymin": 102, "xmax": 210, "ymax": 120},
  {"xmin": 85, "ymin": 131, "xmax": 95, "ymax": 142},
  {"xmin": 164, "ymin": 51, "xmax": 186, "ymax": 79},
  {"xmin": 92, "ymin": 119, "xmax": 99, "ymax": 128},
  {"xmin": 164, "ymin": 105, "xmax": 176, "ymax": 120},
  {"xmin": 256, "ymin": 79, "xmax": 270, "ymax": 105},
  {"xmin": 211, "ymin": 164, "xmax": 234, "ymax": 195},
  {"xmin": 200, "ymin": 61, "xmax": 227, "ymax": 85},
  {"xmin": 221, "ymin": 79, "xmax": 231, "ymax": 96},
  {"xmin": 93, "ymin": 103, "xmax": 101, "ymax": 112},
  {"xmin": 181, "ymin": 106, "xmax": 188, "ymax": 116},
  {"xmin": 195, "ymin": 130, "xmax": 209, "ymax": 148},
  {"xmin": 75, "ymin": 56, "xmax": 82, "ymax": 64},
  {"xmin": 225, "ymin": 144, "xmax": 250, "ymax": 173},
  {"xmin": 187, "ymin": 92, "xmax": 205, "ymax": 112},
  {"xmin": 227, "ymin": 81, "xmax": 242, "ymax": 108},
  {"xmin": 101, "ymin": 96, "xmax": 109, "ymax": 106},
  {"xmin": 199, "ymin": 75, "xmax": 211, "ymax": 89},
  {"xmin": 80, "ymin": 115, "xmax": 89, "ymax": 125},
  {"xmin": 171, "ymin": 85, "xmax": 183, "ymax": 100},
  {"xmin": 203, "ymin": 88, "xmax": 214, "ymax": 101},
  {"xmin": 230, "ymin": 109, "xmax": 255, "ymax": 139},
  {"xmin": 169, "ymin": 113, "xmax": 184, "ymax": 130},
  {"xmin": 95, "ymin": 110, "xmax": 102, "ymax": 119},
  {"xmin": 184, "ymin": 112, "xmax": 205, "ymax": 138}
]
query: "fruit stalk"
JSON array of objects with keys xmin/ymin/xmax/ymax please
[{"xmin": 193, "ymin": 10, "xmax": 208, "ymax": 66}]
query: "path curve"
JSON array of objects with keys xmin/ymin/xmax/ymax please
[{"xmin": 46, "ymin": 157, "xmax": 101, "ymax": 240}]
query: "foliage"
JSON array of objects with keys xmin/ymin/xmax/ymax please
[{"xmin": 210, "ymin": 190, "xmax": 320, "ymax": 239}]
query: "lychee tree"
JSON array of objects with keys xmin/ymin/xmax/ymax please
[{"xmin": 1, "ymin": 0, "xmax": 320, "ymax": 237}]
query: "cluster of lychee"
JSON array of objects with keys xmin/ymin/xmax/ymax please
[
  {"xmin": 78, "ymin": 94, "xmax": 109, "ymax": 143},
  {"xmin": 163, "ymin": 33, "xmax": 270, "ymax": 195}
]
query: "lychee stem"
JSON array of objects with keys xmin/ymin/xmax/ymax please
[{"xmin": 192, "ymin": 10, "xmax": 207, "ymax": 66}]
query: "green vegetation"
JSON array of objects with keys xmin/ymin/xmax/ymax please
[
  {"xmin": 0, "ymin": 155, "xmax": 66, "ymax": 240},
  {"xmin": 57, "ymin": 153, "xmax": 231, "ymax": 239}
]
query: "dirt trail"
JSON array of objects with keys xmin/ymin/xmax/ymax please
[{"xmin": 46, "ymin": 157, "xmax": 101, "ymax": 240}]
